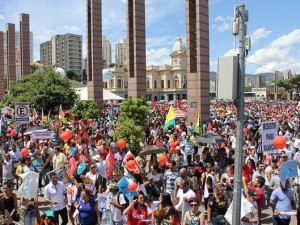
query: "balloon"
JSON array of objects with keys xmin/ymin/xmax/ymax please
[
  {"xmin": 65, "ymin": 130, "xmax": 73, "ymax": 139},
  {"xmin": 128, "ymin": 182, "xmax": 138, "ymax": 192},
  {"xmin": 5, "ymin": 111, "xmax": 10, "ymax": 116},
  {"xmin": 60, "ymin": 131, "xmax": 72, "ymax": 141},
  {"xmin": 273, "ymin": 136, "xmax": 286, "ymax": 149},
  {"xmin": 21, "ymin": 148, "xmax": 29, "ymax": 157},
  {"xmin": 71, "ymin": 113, "xmax": 76, "ymax": 118},
  {"xmin": 88, "ymin": 119, "xmax": 93, "ymax": 124},
  {"xmin": 158, "ymin": 155, "xmax": 167, "ymax": 164},
  {"xmin": 117, "ymin": 139, "xmax": 126, "ymax": 150},
  {"xmin": 127, "ymin": 160, "xmax": 135, "ymax": 170},
  {"xmin": 10, "ymin": 129, "xmax": 16, "ymax": 137}
]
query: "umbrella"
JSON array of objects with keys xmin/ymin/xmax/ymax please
[
  {"xmin": 197, "ymin": 132, "xmax": 225, "ymax": 144},
  {"xmin": 139, "ymin": 145, "xmax": 167, "ymax": 156}
]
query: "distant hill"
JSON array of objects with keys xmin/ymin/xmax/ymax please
[{"xmin": 210, "ymin": 71, "xmax": 256, "ymax": 82}]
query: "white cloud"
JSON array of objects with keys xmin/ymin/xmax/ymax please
[
  {"xmin": 0, "ymin": 15, "xmax": 4, "ymax": 20},
  {"xmin": 213, "ymin": 15, "xmax": 232, "ymax": 32},
  {"xmin": 62, "ymin": 25, "xmax": 81, "ymax": 33},
  {"xmin": 250, "ymin": 28, "xmax": 272, "ymax": 44},
  {"xmin": 223, "ymin": 48, "xmax": 238, "ymax": 56},
  {"xmin": 270, "ymin": 29, "xmax": 300, "ymax": 47},
  {"xmin": 146, "ymin": 36, "xmax": 174, "ymax": 48},
  {"xmin": 146, "ymin": 48, "xmax": 171, "ymax": 66}
]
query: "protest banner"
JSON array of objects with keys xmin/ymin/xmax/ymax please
[
  {"xmin": 280, "ymin": 160, "xmax": 298, "ymax": 185},
  {"xmin": 261, "ymin": 121, "xmax": 278, "ymax": 154},
  {"xmin": 32, "ymin": 131, "xmax": 55, "ymax": 139},
  {"xmin": 97, "ymin": 193, "xmax": 111, "ymax": 225},
  {"xmin": 18, "ymin": 171, "xmax": 39, "ymax": 199}
]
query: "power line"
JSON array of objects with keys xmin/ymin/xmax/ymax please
[{"xmin": 245, "ymin": 60, "xmax": 285, "ymax": 74}]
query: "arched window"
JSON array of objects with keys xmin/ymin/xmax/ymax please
[
  {"xmin": 147, "ymin": 80, "xmax": 150, "ymax": 89},
  {"xmin": 154, "ymin": 80, "xmax": 157, "ymax": 89},
  {"xmin": 174, "ymin": 76, "xmax": 180, "ymax": 89}
]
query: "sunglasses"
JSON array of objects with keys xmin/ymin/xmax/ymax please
[
  {"xmin": 190, "ymin": 204, "xmax": 198, "ymax": 207},
  {"xmin": 90, "ymin": 167, "xmax": 96, "ymax": 169}
]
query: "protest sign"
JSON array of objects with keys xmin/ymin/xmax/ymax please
[
  {"xmin": 18, "ymin": 171, "xmax": 39, "ymax": 199},
  {"xmin": 32, "ymin": 131, "xmax": 55, "ymax": 139},
  {"xmin": 261, "ymin": 121, "xmax": 278, "ymax": 154},
  {"xmin": 280, "ymin": 160, "xmax": 298, "ymax": 185},
  {"xmin": 97, "ymin": 193, "xmax": 111, "ymax": 225}
]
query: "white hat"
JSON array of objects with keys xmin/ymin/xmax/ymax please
[
  {"xmin": 92, "ymin": 155, "xmax": 101, "ymax": 162},
  {"xmin": 175, "ymin": 146, "xmax": 180, "ymax": 150}
]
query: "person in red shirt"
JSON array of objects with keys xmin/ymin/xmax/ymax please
[
  {"xmin": 242, "ymin": 158, "xmax": 254, "ymax": 184},
  {"xmin": 170, "ymin": 134, "xmax": 180, "ymax": 154},
  {"xmin": 123, "ymin": 191, "xmax": 148, "ymax": 225},
  {"xmin": 68, "ymin": 148, "xmax": 82, "ymax": 176},
  {"xmin": 242, "ymin": 175, "xmax": 266, "ymax": 221}
]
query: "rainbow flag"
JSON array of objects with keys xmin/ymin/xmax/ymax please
[
  {"xmin": 194, "ymin": 112, "xmax": 202, "ymax": 135},
  {"xmin": 163, "ymin": 105, "xmax": 175, "ymax": 131}
]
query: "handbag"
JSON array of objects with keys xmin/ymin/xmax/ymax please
[{"xmin": 216, "ymin": 215, "xmax": 227, "ymax": 224}]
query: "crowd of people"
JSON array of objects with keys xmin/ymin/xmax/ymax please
[{"xmin": 0, "ymin": 99, "xmax": 300, "ymax": 225}]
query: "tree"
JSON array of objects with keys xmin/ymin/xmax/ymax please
[
  {"xmin": 66, "ymin": 70, "xmax": 82, "ymax": 82},
  {"xmin": 275, "ymin": 74, "xmax": 300, "ymax": 94},
  {"xmin": 114, "ymin": 97, "xmax": 150, "ymax": 154},
  {"xmin": 70, "ymin": 100, "xmax": 98, "ymax": 121},
  {"xmin": 2, "ymin": 67, "xmax": 79, "ymax": 111},
  {"xmin": 245, "ymin": 86, "xmax": 252, "ymax": 92}
]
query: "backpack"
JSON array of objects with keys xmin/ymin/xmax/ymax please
[
  {"xmin": 117, "ymin": 192, "xmax": 130, "ymax": 210},
  {"xmin": 95, "ymin": 173, "xmax": 107, "ymax": 192}
]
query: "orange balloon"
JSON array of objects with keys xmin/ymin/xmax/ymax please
[
  {"xmin": 158, "ymin": 155, "xmax": 167, "ymax": 164},
  {"xmin": 65, "ymin": 130, "xmax": 73, "ymax": 139},
  {"xmin": 127, "ymin": 160, "xmax": 135, "ymax": 170},
  {"xmin": 117, "ymin": 139, "xmax": 126, "ymax": 150},
  {"xmin": 128, "ymin": 182, "xmax": 138, "ymax": 192},
  {"xmin": 273, "ymin": 136, "xmax": 286, "ymax": 149},
  {"xmin": 21, "ymin": 148, "xmax": 29, "ymax": 157},
  {"xmin": 10, "ymin": 129, "xmax": 16, "ymax": 137},
  {"xmin": 60, "ymin": 131, "xmax": 71, "ymax": 141},
  {"xmin": 71, "ymin": 114, "xmax": 76, "ymax": 118}
]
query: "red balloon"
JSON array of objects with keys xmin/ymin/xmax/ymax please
[
  {"xmin": 88, "ymin": 119, "xmax": 93, "ymax": 124},
  {"xmin": 65, "ymin": 130, "xmax": 73, "ymax": 139},
  {"xmin": 127, "ymin": 160, "xmax": 135, "ymax": 170},
  {"xmin": 5, "ymin": 111, "xmax": 10, "ymax": 116},
  {"xmin": 128, "ymin": 182, "xmax": 138, "ymax": 192},
  {"xmin": 273, "ymin": 136, "xmax": 286, "ymax": 149},
  {"xmin": 71, "ymin": 114, "xmax": 76, "ymax": 118},
  {"xmin": 117, "ymin": 139, "xmax": 126, "ymax": 150},
  {"xmin": 21, "ymin": 148, "xmax": 29, "ymax": 157},
  {"xmin": 10, "ymin": 129, "xmax": 16, "ymax": 137},
  {"xmin": 158, "ymin": 155, "xmax": 167, "ymax": 164},
  {"xmin": 60, "ymin": 131, "xmax": 72, "ymax": 141}
]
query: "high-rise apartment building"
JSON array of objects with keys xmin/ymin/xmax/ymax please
[
  {"xmin": 40, "ymin": 33, "xmax": 82, "ymax": 76},
  {"xmin": 102, "ymin": 36, "xmax": 111, "ymax": 68},
  {"xmin": 115, "ymin": 39, "xmax": 128, "ymax": 66},
  {"xmin": 3, "ymin": 31, "xmax": 33, "ymax": 78}
]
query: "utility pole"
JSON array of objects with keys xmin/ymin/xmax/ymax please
[{"xmin": 232, "ymin": 4, "xmax": 250, "ymax": 225}]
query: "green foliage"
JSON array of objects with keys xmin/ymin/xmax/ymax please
[
  {"xmin": 113, "ymin": 118, "xmax": 145, "ymax": 155},
  {"xmin": 70, "ymin": 100, "xmax": 98, "ymax": 121},
  {"xmin": 2, "ymin": 67, "xmax": 79, "ymax": 112},
  {"xmin": 114, "ymin": 97, "xmax": 150, "ymax": 155},
  {"xmin": 245, "ymin": 86, "xmax": 252, "ymax": 92},
  {"xmin": 278, "ymin": 91, "xmax": 288, "ymax": 100},
  {"xmin": 275, "ymin": 74, "xmax": 300, "ymax": 93},
  {"xmin": 119, "ymin": 97, "xmax": 150, "ymax": 126},
  {"xmin": 66, "ymin": 70, "xmax": 82, "ymax": 82}
]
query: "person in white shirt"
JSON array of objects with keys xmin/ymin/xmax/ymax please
[
  {"xmin": 2, "ymin": 153, "xmax": 13, "ymax": 184},
  {"xmin": 241, "ymin": 189, "xmax": 259, "ymax": 225},
  {"xmin": 174, "ymin": 179, "xmax": 196, "ymax": 222},
  {"xmin": 44, "ymin": 172, "xmax": 68, "ymax": 225},
  {"xmin": 294, "ymin": 134, "xmax": 300, "ymax": 153},
  {"xmin": 22, "ymin": 156, "xmax": 37, "ymax": 173},
  {"xmin": 108, "ymin": 182, "xmax": 127, "ymax": 225}
]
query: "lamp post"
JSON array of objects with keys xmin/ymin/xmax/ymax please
[{"xmin": 232, "ymin": 4, "xmax": 250, "ymax": 225}]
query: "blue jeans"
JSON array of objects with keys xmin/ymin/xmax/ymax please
[
  {"xmin": 272, "ymin": 216, "xmax": 291, "ymax": 225},
  {"xmin": 110, "ymin": 219, "xmax": 123, "ymax": 225},
  {"xmin": 24, "ymin": 212, "xmax": 35, "ymax": 225}
]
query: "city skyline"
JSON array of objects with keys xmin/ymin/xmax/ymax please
[{"xmin": 0, "ymin": 0, "xmax": 299, "ymax": 75}]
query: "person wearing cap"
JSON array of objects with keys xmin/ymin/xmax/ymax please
[
  {"xmin": 240, "ymin": 189, "xmax": 259, "ymax": 225},
  {"xmin": 23, "ymin": 155, "xmax": 37, "ymax": 173},
  {"xmin": 35, "ymin": 205, "xmax": 58, "ymax": 225},
  {"xmin": 93, "ymin": 155, "xmax": 108, "ymax": 183},
  {"xmin": 108, "ymin": 182, "xmax": 127, "ymax": 225},
  {"xmin": 270, "ymin": 180, "xmax": 296, "ymax": 225},
  {"xmin": 68, "ymin": 147, "xmax": 81, "ymax": 176}
]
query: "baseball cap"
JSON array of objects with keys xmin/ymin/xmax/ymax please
[
  {"xmin": 247, "ymin": 189, "xmax": 259, "ymax": 198},
  {"xmin": 45, "ymin": 210, "xmax": 55, "ymax": 218},
  {"xmin": 92, "ymin": 155, "xmax": 101, "ymax": 162},
  {"xmin": 107, "ymin": 182, "xmax": 118, "ymax": 190},
  {"xmin": 175, "ymin": 146, "xmax": 180, "ymax": 150}
]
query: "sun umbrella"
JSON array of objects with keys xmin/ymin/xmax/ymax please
[
  {"xmin": 139, "ymin": 145, "xmax": 167, "ymax": 156},
  {"xmin": 197, "ymin": 132, "xmax": 225, "ymax": 144}
]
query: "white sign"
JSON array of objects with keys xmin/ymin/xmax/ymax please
[
  {"xmin": 18, "ymin": 171, "xmax": 39, "ymax": 199},
  {"xmin": 32, "ymin": 131, "xmax": 55, "ymax": 139},
  {"xmin": 261, "ymin": 121, "xmax": 278, "ymax": 154},
  {"xmin": 15, "ymin": 102, "xmax": 30, "ymax": 124}
]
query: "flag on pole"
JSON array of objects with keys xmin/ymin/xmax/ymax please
[
  {"xmin": 163, "ymin": 105, "xmax": 175, "ymax": 131},
  {"xmin": 18, "ymin": 171, "xmax": 39, "ymax": 199},
  {"xmin": 77, "ymin": 159, "xmax": 86, "ymax": 175},
  {"xmin": 47, "ymin": 110, "xmax": 51, "ymax": 121},
  {"xmin": 106, "ymin": 147, "xmax": 116, "ymax": 178},
  {"xmin": 194, "ymin": 112, "xmax": 202, "ymax": 135},
  {"xmin": 58, "ymin": 105, "xmax": 64, "ymax": 120}
]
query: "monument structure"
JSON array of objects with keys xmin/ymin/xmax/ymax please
[
  {"xmin": 0, "ymin": 32, "xmax": 4, "ymax": 98},
  {"xmin": 20, "ymin": 13, "xmax": 30, "ymax": 76}
]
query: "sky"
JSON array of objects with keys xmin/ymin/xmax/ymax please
[{"xmin": 0, "ymin": 0, "xmax": 300, "ymax": 75}]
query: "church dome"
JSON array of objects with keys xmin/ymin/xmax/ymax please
[{"xmin": 171, "ymin": 36, "xmax": 185, "ymax": 52}]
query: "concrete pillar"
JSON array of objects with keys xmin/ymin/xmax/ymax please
[
  {"xmin": 20, "ymin": 13, "xmax": 30, "ymax": 76},
  {"xmin": 274, "ymin": 71, "xmax": 278, "ymax": 101},
  {"xmin": 87, "ymin": 0, "xmax": 103, "ymax": 109},
  {"xmin": 186, "ymin": 0, "xmax": 210, "ymax": 124},
  {"xmin": 6, "ymin": 23, "xmax": 16, "ymax": 87},
  {"xmin": 127, "ymin": 0, "xmax": 146, "ymax": 99},
  {"xmin": 0, "ymin": 32, "xmax": 5, "ymax": 99}
]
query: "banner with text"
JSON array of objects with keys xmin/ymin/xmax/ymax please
[
  {"xmin": 261, "ymin": 121, "xmax": 278, "ymax": 154},
  {"xmin": 32, "ymin": 131, "xmax": 55, "ymax": 139}
]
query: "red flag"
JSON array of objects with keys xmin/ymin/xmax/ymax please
[
  {"xmin": 106, "ymin": 148, "xmax": 116, "ymax": 178},
  {"xmin": 83, "ymin": 130, "xmax": 90, "ymax": 142},
  {"xmin": 76, "ymin": 131, "xmax": 81, "ymax": 142}
]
